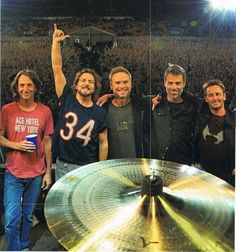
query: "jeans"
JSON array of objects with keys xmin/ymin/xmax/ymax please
[
  {"xmin": 4, "ymin": 171, "xmax": 42, "ymax": 251},
  {"xmin": 0, "ymin": 168, "xmax": 5, "ymax": 236},
  {"xmin": 55, "ymin": 158, "xmax": 82, "ymax": 181}
]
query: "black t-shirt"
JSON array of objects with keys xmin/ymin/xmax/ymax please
[{"xmin": 199, "ymin": 114, "xmax": 226, "ymax": 179}]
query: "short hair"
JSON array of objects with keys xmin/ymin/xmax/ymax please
[
  {"xmin": 109, "ymin": 66, "xmax": 132, "ymax": 83},
  {"xmin": 71, "ymin": 68, "xmax": 101, "ymax": 98},
  {"xmin": 11, "ymin": 69, "xmax": 42, "ymax": 101},
  {"xmin": 164, "ymin": 63, "xmax": 186, "ymax": 83},
  {"xmin": 203, "ymin": 79, "xmax": 225, "ymax": 96}
]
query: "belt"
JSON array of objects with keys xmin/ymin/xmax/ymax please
[
  {"xmin": 58, "ymin": 157, "xmax": 74, "ymax": 164},
  {"xmin": 58, "ymin": 157, "xmax": 83, "ymax": 166}
]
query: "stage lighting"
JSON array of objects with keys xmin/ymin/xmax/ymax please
[{"xmin": 209, "ymin": 0, "xmax": 236, "ymax": 11}]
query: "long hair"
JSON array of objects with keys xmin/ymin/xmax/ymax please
[
  {"xmin": 71, "ymin": 68, "xmax": 101, "ymax": 101},
  {"xmin": 11, "ymin": 69, "xmax": 42, "ymax": 101}
]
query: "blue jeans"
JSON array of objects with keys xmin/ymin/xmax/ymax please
[
  {"xmin": 55, "ymin": 158, "xmax": 82, "ymax": 181},
  {"xmin": 3, "ymin": 171, "xmax": 42, "ymax": 251}
]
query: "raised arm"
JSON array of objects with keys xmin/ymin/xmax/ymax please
[{"xmin": 51, "ymin": 23, "xmax": 70, "ymax": 98}]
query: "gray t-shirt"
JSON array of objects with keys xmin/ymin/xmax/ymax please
[{"xmin": 108, "ymin": 102, "xmax": 136, "ymax": 159}]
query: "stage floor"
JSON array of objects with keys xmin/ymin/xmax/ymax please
[{"xmin": 0, "ymin": 221, "xmax": 65, "ymax": 251}]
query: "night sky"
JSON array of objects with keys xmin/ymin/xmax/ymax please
[{"xmin": 1, "ymin": 0, "xmax": 206, "ymax": 18}]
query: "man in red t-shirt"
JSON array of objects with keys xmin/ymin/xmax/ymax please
[{"xmin": 0, "ymin": 69, "xmax": 54, "ymax": 251}]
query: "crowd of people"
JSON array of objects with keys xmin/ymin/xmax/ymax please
[
  {"xmin": 100, "ymin": 36, "xmax": 236, "ymax": 105},
  {"xmin": 1, "ymin": 17, "xmax": 148, "ymax": 37},
  {"xmin": 2, "ymin": 35, "xmax": 236, "ymax": 110},
  {"xmin": 0, "ymin": 24, "xmax": 235, "ymax": 250}
]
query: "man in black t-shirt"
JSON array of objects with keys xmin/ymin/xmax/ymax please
[{"xmin": 195, "ymin": 80, "xmax": 235, "ymax": 186}]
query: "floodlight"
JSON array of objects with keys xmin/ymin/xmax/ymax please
[{"xmin": 209, "ymin": 0, "xmax": 236, "ymax": 10}]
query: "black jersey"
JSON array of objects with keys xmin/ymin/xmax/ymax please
[{"xmin": 52, "ymin": 84, "xmax": 108, "ymax": 165}]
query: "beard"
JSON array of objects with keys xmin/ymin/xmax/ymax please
[
  {"xmin": 211, "ymin": 105, "xmax": 222, "ymax": 111},
  {"xmin": 79, "ymin": 91, "xmax": 93, "ymax": 98},
  {"xmin": 77, "ymin": 87, "xmax": 94, "ymax": 98},
  {"xmin": 210, "ymin": 101, "xmax": 224, "ymax": 111}
]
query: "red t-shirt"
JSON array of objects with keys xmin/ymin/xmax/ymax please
[{"xmin": 0, "ymin": 102, "xmax": 54, "ymax": 178}]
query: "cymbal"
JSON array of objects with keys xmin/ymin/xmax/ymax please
[{"xmin": 45, "ymin": 159, "xmax": 234, "ymax": 252}]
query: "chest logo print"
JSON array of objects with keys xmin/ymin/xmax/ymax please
[{"xmin": 202, "ymin": 125, "xmax": 223, "ymax": 144}]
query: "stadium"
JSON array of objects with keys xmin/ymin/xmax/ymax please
[{"xmin": 0, "ymin": 0, "xmax": 235, "ymax": 250}]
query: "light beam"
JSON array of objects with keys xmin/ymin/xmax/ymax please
[{"xmin": 209, "ymin": 0, "xmax": 236, "ymax": 11}]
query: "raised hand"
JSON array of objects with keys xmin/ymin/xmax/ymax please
[{"xmin": 53, "ymin": 23, "xmax": 70, "ymax": 43}]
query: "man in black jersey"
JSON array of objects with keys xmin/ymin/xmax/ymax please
[
  {"xmin": 194, "ymin": 80, "xmax": 235, "ymax": 186},
  {"xmin": 151, "ymin": 64, "xmax": 202, "ymax": 165},
  {"xmin": 51, "ymin": 24, "xmax": 108, "ymax": 180}
]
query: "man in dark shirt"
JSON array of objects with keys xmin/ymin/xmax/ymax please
[
  {"xmin": 51, "ymin": 24, "xmax": 108, "ymax": 180},
  {"xmin": 195, "ymin": 79, "xmax": 235, "ymax": 186},
  {"xmin": 102, "ymin": 66, "xmax": 149, "ymax": 159},
  {"xmin": 151, "ymin": 64, "xmax": 201, "ymax": 165}
]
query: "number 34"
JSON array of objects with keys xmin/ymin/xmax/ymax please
[{"xmin": 60, "ymin": 112, "xmax": 95, "ymax": 146}]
